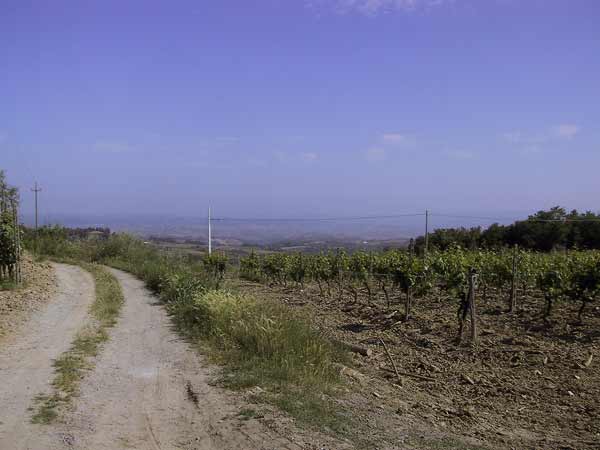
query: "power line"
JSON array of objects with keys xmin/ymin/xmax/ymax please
[
  {"xmin": 203, "ymin": 212, "xmax": 600, "ymax": 226},
  {"xmin": 527, "ymin": 218, "xmax": 600, "ymax": 223},
  {"xmin": 211, "ymin": 213, "xmax": 425, "ymax": 223},
  {"xmin": 430, "ymin": 213, "xmax": 516, "ymax": 222},
  {"xmin": 430, "ymin": 213, "xmax": 600, "ymax": 223}
]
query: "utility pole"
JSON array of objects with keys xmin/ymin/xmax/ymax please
[
  {"xmin": 208, "ymin": 206, "xmax": 212, "ymax": 255},
  {"xmin": 424, "ymin": 209, "xmax": 429, "ymax": 258},
  {"xmin": 10, "ymin": 199, "xmax": 21, "ymax": 284},
  {"xmin": 32, "ymin": 182, "xmax": 42, "ymax": 253}
]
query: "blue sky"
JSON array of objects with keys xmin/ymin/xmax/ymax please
[{"xmin": 1, "ymin": 0, "xmax": 599, "ymax": 223}]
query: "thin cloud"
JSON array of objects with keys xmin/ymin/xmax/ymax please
[
  {"xmin": 520, "ymin": 145, "xmax": 543, "ymax": 155},
  {"xmin": 309, "ymin": 0, "xmax": 453, "ymax": 16},
  {"xmin": 365, "ymin": 147, "xmax": 387, "ymax": 161},
  {"xmin": 381, "ymin": 133, "xmax": 408, "ymax": 144},
  {"xmin": 196, "ymin": 137, "xmax": 240, "ymax": 150},
  {"xmin": 286, "ymin": 135, "xmax": 306, "ymax": 143},
  {"xmin": 553, "ymin": 124, "xmax": 580, "ymax": 139},
  {"xmin": 274, "ymin": 151, "xmax": 288, "ymax": 162},
  {"xmin": 444, "ymin": 149, "xmax": 474, "ymax": 160},
  {"xmin": 247, "ymin": 158, "xmax": 268, "ymax": 168},
  {"xmin": 502, "ymin": 131, "xmax": 545, "ymax": 145},
  {"xmin": 503, "ymin": 123, "xmax": 581, "ymax": 148},
  {"xmin": 214, "ymin": 136, "xmax": 240, "ymax": 143},
  {"xmin": 301, "ymin": 152, "xmax": 318, "ymax": 162},
  {"xmin": 273, "ymin": 151, "xmax": 318, "ymax": 163},
  {"xmin": 187, "ymin": 160, "xmax": 211, "ymax": 168},
  {"xmin": 93, "ymin": 141, "xmax": 135, "ymax": 154}
]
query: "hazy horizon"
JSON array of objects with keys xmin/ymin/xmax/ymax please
[
  {"xmin": 12, "ymin": 208, "xmax": 564, "ymax": 244},
  {"xmin": 2, "ymin": 0, "xmax": 599, "ymax": 228}
]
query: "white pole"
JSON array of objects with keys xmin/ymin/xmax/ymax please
[
  {"xmin": 208, "ymin": 206, "xmax": 212, "ymax": 255},
  {"xmin": 424, "ymin": 209, "xmax": 429, "ymax": 258}
]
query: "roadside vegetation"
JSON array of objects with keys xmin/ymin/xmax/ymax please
[
  {"xmin": 0, "ymin": 170, "xmax": 22, "ymax": 288},
  {"xmin": 26, "ymin": 229, "xmax": 351, "ymax": 432},
  {"xmin": 0, "ymin": 279, "xmax": 18, "ymax": 291}
]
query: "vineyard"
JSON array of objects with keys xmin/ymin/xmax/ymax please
[
  {"xmin": 0, "ymin": 171, "xmax": 21, "ymax": 286},
  {"xmin": 237, "ymin": 246, "xmax": 600, "ymax": 448},
  {"xmin": 240, "ymin": 247, "xmax": 600, "ymax": 334}
]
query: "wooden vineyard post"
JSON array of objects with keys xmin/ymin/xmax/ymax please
[
  {"xmin": 404, "ymin": 287, "xmax": 412, "ymax": 322},
  {"xmin": 405, "ymin": 241, "xmax": 414, "ymax": 321},
  {"xmin": 457, "ymin": 268, "xmax": 478, "ymax": 345},
  {"xmin": 468, "ymin": 268, "xmax": 478, "ymax": 345},
  {"xmin": 509, "ymin": 244, "xmax": 518, "ymax": 313}
]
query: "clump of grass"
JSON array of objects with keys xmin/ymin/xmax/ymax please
[
  {"xmin": 30, "ymin": 394, "xmax": 63, "ymax": 424},
  {"xmin": 85, "ymin": 264, "xmax": 124, "ymax": 328},
  {"xmin": 31, "ymin": 264, "xmax": 123, "ymax": 424},
  {"xmin": 0, "ymin": 279, "xmax": 18, "ymax": 291},
  {"xmin": 238, "ymin": 407, "xmax": 259, "ymax": 420},
  {"xmin": 273, "ymin": 388, "xmax": 349, "ymax": 433},
  {"xmin": 166, "ymin": 287, "xmax": 350, "ymax": 431},
  {"xmin": 170, "ymin": 290, "xmax": 345, "ymax": 386}
]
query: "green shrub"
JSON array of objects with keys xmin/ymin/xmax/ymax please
[{"xmin": 167, "ymin": 288, "xmax": 345, "ymax": 389}]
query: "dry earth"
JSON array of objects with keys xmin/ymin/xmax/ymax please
[
  {"xmin": 234, "ymin": 278, "xmax": 600, "ymax": 450},
  {"xmin": 0, "ymin": 254, "xmax": 57, "ymax": 344}
]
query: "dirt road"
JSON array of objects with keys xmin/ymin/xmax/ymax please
[
  {"xmin": 0, "ymin": 264, "xmax": 95, "ymax": 450},
  {"xmin": 1, "ymin": 265, "xmax": 342, "ymax": 450}
]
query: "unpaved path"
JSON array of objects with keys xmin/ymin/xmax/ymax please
[
  {"xmin": 0, "ymin": 264, "xmax": 95, "ymax": 449},
  {"xmin": 46, "ymin": 268, "xmax": 306, "ymax": 450},
  {"xmin": 39, "ymin": 268, "xmax": 345, "ymax": 450},
  {"xmin": 1, "ymin": 265, "xmax": 349, "ymax": 450}
]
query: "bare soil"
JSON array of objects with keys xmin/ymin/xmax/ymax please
[
  {"xmin": 233, "ymin": 279, "xmax": 600, "ymax": 450},
  {"xmin": 0, "ymin": 254, "xmax": 57, "ymax": 343}
]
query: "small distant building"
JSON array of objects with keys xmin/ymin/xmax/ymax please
[{"xmin": 87, "ymin": 230, "xmax": 106, "ymax": 241}]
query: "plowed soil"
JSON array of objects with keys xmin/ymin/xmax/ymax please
[{"xmin": 235, "ymin": 279, "xmax": 600, "ymax": 450}]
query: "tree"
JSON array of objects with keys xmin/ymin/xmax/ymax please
[
  {"xmin": 414, "ymin": 206, "xmax": 600, "ymax": 251},
  {"xmin": 0, "ymin": 170, "xmax": 20, "ymax": 283}
]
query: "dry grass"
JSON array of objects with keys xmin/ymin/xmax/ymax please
[{"xmin": 167, "ymin": 287, "xmax": 352, "ymax": 433}]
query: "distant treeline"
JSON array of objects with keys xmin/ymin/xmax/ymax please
[
  {"xmin": 24, "ymin": 225, "xmax": 111, "ymax": 243},
  {"xmin": 415, "ymin": 207, "xmax": 600, "ymax": 251}
]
